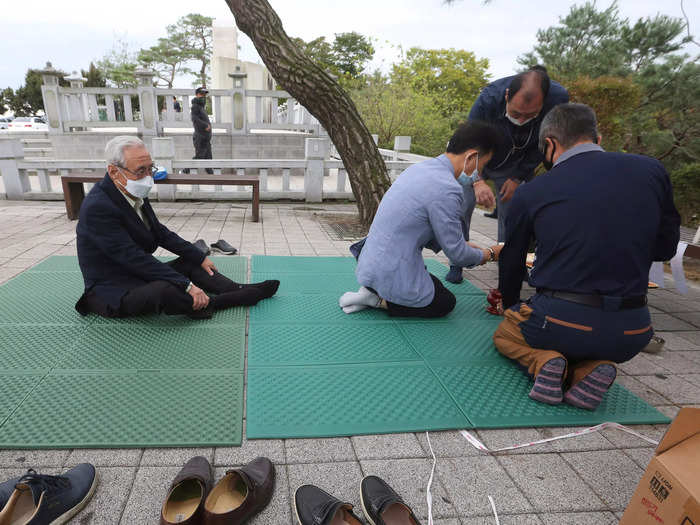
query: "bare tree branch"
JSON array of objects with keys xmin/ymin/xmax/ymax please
[{"xmin": 681, "ymin": 0, "xmax": 700, "ymax": 47}]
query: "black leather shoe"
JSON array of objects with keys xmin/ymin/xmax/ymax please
[
  {"xmin": 194, "ymin": 239, "xmax": 211, "ymax": 255},
  {"xmin": 210, "ymin": 239, "xmax": 237, "ymax": 255},
  {"xmin": 360, "ymin": 475, "xmax": 422, "ymax": 525},
  {"xmin": 294, "ymin": 485, "xmax": 363, "ymax": 525}
]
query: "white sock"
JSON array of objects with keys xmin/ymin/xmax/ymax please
[
  {"xmin": 342, "ymin": 304, "xmax": 367, "ymax": 314},
  {"xmin": 339, "ymin": 290, "xmax": 360, "ymax": 308}
]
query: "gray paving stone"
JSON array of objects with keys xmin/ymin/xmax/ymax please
[
  {"xmin": 0, "ymin": 449, "xmax": 69, "ymax": 468},
  {"xmin": 617, "ymin": 354, "xmax": 665, "ymax": 375},
  {"xmin": 677, "ymin": 331, "xmax": 700, "ymax": 346},
  {"xmin": 140, "ymin": 447, "xmax": 213, "ymax": 466},
  {"xmin": 650, "ymin": 313, "xmax": 697, "ymax": 331},
  {"xmin": 351, "ymin": 433, "xmax": 425, "ymax": 460},
  {"xmin": 361, "ymin": 458, "xmax": 457, "ymax": 519},
  {"xmin": 461, "ymin": 515, "xmax": 543, "ymax": 525},
  {"xmin": 436, "ymin": 456, "xmax": 532, "ymax": 516},
  {"xmin": 675, "ymin": 311, "xmax": 700, "ymax": 328},
  {"xmin": 287, "ymin": 461, "xmax": 363, "ymax": 518},
  {"xmin": 285, "ymin": 437, "xmax": 355, "ymax": 464},
  {"xmin": 75, "ymin": 466, "xmax": 136, "ymax": 525},
  {"xmin": 562, "ymin": 450, "xmax": 644, "ymax": 510},
  {"xmin": 538, "ymin": 426, "xmax": 615, "ymax": 453},
  {"xmin": 599, "ymin": 424, "xmax": 666, "ymax": 448},
  {"xmin": 635, "ymin": 374, "xmax": 700, "ymax": 404},
  {"xmin": 615, "ymin": 375, "xmax": 672, "ymax": 405},
  {"xmin": 652, "ymin": 352, "xmax": 700, "ymax": 374},
  {"xmin": 622, "ymin": 447, "xmax": 655, "ymax": 470},
  {"xmin": 416, "ymin": 430, "xmax": 482, "ymax": 457},
  {"xmin": 65, "ymin": 449, "xmax": 142, "ymax": 468},
  {"xmin": 120, "ymin": 466, "xmax": 180, "ymax": 524},
  {"xmin": 538, "ymin": 511, "xmax": 617, "ymax": 524},
  {"xmin": 498, "ymin": 454, "xmax": 604, "ymax": 512},
  {"xmin": 476, "ymin": 428, "xmax": 553, "ymax": 454},
  {"xmin": 214, "ymin": 423, "xmax": 285, "ymax": 466}
]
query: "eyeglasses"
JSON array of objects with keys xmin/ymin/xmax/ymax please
[{"xmin": 117, "ymin": 164, "xmax": 157, "ymax": 178}]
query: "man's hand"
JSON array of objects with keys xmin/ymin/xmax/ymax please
[
  {"xmin": 491, "ymin": 244, "xmax": 504, "ymax": 261},
  {"xmin": 188, "ymin": 283, "xmax": 210, "ymax": 310},
  {"xmin": 206, "ymin": 125, "xmax": 211, "ymax": 132},
  {"xmin": 499, "ymin": 178, "xmax": 520, "ymax": 203},
  {"xmin": 201, "ymin": 257, "xmax": 217, "ymax": 276},
  {"xmin": 473, "ymin": 180, "xmax": 496, "ymax": 208}
]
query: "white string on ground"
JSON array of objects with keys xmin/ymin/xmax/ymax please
[
  {"xmin": 488, "ymin": 496, "xmax": 500, "ymax": 525},
  {"xmin": 425, "ymin": 431, "xmax": 437, "ymax": 525},
  {"xmin": 460, "ymin": 421, "xmax": 659, "ymax": 453}
]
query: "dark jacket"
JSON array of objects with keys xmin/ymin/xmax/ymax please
[
  {"xmin": 498, "ymin": 147, "xmax": 681, "ymax": 308},
  {"xmin": 468, "ymin": 75, "xmax": 569, "ymax": 181},
  {"xmin": 191, "ymin": 96, "xmax": 211, "ymax": 135},
  {"xmin": 75, "ymin": 173, "xmax": 206, "ymax": 315}
]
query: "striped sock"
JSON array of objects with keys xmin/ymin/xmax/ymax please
[
  {"xmin": 529, "ymin": 358, "xmax": 566, "ymax": 405},
  {"xmin": 564, "ymin": 364, "xmax": 617, "ymax": 411}
]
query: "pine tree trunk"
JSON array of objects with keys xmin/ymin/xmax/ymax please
[{"xmin": 225, "ymin": 0, "xmax": 391, "ymax": 226}]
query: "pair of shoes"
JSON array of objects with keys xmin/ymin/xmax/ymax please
[
  {"xmin": 529, "ymin": 359, "xmax": 618, "ymax": 411},
  {"xmin": 161, "ymin": 456, "xmax": 274, "ymax": 525},
  {"xmin": 0, "ymin": 464, "xmax": 97, "ymax": 524},
  {"xmin": 210, "ymin": 239, "xmax": 237, "ymax": 255},
  {"xmin": 445, "ymin": 265, "xmax": 463, "ymax": 284},
  {"xmin": 295, "ymin": 476, "xmax": 420, "ymax": 525},
  {"xmin": 194, "ymin": 239, "xmax": 211, "ymax": 256}
]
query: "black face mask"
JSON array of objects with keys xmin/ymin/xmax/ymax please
[{"xmin": 542, "ymin": 140, "xmax": 556, "ymax": 171}]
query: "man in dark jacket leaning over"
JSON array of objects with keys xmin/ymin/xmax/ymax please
[
  {"xmin": 493, "ymin": 103, "xmax": 680, "ymax": 411},
  {"xmin": 185, "ymin": 86, "xmax": 213, "ymax": 174},
  {"xmin": 75, "ymin": 136, "xmax": 279, "ymax": 319}
]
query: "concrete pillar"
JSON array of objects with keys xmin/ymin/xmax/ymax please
[
  {"xmin": 229, "ymin": 66, "xmax": 247, "ymax": 134},
  {"xmin": 151, "ymin": 137, "xmax": 175, "ymax": 201},
  {"xmin": 136, "ymin": 69, "xmax": 158, "ymax": 136},
  {"xmin": 0, "ymin": 140, "xmax": 29, "ymax": 199},
  {"xmin": 63, "ymin": 71, "xmax": 88, "ymax": 130},
  {"xmin": 393, "ymin": 136, "xmax": 411, "ymax": 161},
  {"xmin": 371, "ymin": 134, "xmax": 379, "ymax": 145},
  {"xmin": 305, "ymin": 138, "xmax": 328, "ymax": 203},
  {"xmin": 39, "ymin": 62, "xmax": 64, "ymax": 135}
]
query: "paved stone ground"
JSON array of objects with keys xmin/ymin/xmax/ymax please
[{"xmin": 0, "ymin": 199, "xmax": 698, "ymax": 525}]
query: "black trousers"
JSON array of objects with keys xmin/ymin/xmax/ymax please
[
  {"xmin": 183, "ymin": 132, "xmax": 213, "ymax": 175},
  {"xmin": 384, "ymin": 274, "xmax": 456, "ymax": 318},
  {"xmin": 118, "ymin": 257, "xmax": 257, "ymax": 317}
]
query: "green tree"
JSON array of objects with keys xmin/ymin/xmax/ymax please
[
  {"xmin": 1, "ymin": 87, "xmax": 14, "ymax": 115},
  {"xmin": 81, "ymin": 62, "xmax": 107, "ymax": 88},
  {"xmin": 391, "ymin": 47, "xmax": 490, "ymax": 117},
  {"xmin": 291, "ymin": 36, "xmax": 336, "ymax": 74},
  {"xmin": 332, "ymin": 32, "xmax": 374, "ymax": 78},
  {"xmin": 2, "ymin": 69, "xmax": 68, "ymax": 116},
  {"xmin": 169, "ymin": 13, "xmax": 213, "ymax": 87},
  {"xmin": 138, "ymin": 37, "xmax": 192, "ymax": 88},
  {"xmin": 98, "ymin": 38, "xmax": 138, "ymax": 87}
]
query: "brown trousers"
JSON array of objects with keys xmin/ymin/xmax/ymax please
[{"xmin": 493, "ymin": 303, "xmax": 615, "ymax": 387}]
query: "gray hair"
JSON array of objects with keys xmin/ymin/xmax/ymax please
[
  {"xmin": 538, "ymin": 103, "xmax": 599, "ymax": 152},
  {"xmin": 104, "ymin": 136, "xmax": 145, "ymax": 166}
]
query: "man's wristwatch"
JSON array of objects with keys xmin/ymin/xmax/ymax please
[
  {"xmin": 185, "ymin": 281, "xmax": 193, "ymax": 293},
  {"xmin": 487, "ymin": 247, "xmax": 496, "ymax": 262}
]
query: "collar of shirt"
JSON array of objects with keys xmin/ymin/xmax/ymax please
[{"xmin": 553, "ymin": 142, "xmax": 605, "ymax": 167}]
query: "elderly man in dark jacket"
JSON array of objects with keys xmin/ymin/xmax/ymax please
[
  {"xmin": 75, "ymin": 136, "xmax": 278, "ymax": 319},
  {"xmin": 185, "ymin": 86, "xmax": 213, "ymax": 174}
]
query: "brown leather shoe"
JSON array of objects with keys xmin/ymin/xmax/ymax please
[
  {"xmin": 203, "ymin": 457, "xmax": 275, "ymax": 524},
  {"xmin": 161, "ymin": 456, "xmax": 213, "ymax": 525}
]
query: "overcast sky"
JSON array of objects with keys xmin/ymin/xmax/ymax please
[{"xmin": 1, "ymin": 0, "xmax": 697, "ymax": 89}]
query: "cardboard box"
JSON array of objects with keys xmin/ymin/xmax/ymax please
[{"xmin": 620, "ymin": 407, "xmax": 700, "ymax": 525}]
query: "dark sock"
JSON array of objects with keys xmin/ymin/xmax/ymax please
[
  {"xmin": 212, "ymin": 287, "xmax": 264, "ymax": 309},
  {"xmin": 529, "ymin": 357, "xmax": 566, "ymax": 405},
  {"xmin": 247, "ymin": 280, "xmax": 280, "ymax": 298},
  {"xmin": 564, "ymin": 364, "xmax": 616, "ymax": 410}
]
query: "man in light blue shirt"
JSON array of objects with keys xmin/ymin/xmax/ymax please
[{"xmin": 340, "ymin": 121, "xmax": 503, "ymax": 318}]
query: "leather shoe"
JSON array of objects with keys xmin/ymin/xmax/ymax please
[
  {"xmin": 161, "ymin": 456, "xmax": 213, "ymax": 525},
  {"xmin": 210, "ymin": 239, "xmax": 237, "ymax": 255},
  {"xmin": 194, "ymin": 239, "xmax": 211, "ymax": 255},
  {"xmin": 294, "ymin": 484, "xmax": 363, "ymax": 525},
  {"xmin": 203, "ymin": 457, "xmax": 274, "ymax": 524},
  {"xmin": 360, "ymin": 475, "xmax": 422, "ymax": 525}
]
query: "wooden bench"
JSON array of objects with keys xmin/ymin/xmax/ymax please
[{"xmin": 61, "ymin": 172, "xmax": 260, "ymax": 222}]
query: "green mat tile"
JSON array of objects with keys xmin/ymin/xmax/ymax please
[
  {"xmin": 248, "ymin": 324, "xmax": 420, "ymax": 367},
  {"xmin": 250, "ymin": 294, "xmax": 393, "ymax": 324},
  {"xmin": 252, "ymin": 255, "xmax": 356, "ymax": 274},
  {"xmin": 399, "ymin": 320, "xmax": 503, "ymax": 363},
  {"xmin": 90, "ymin": 305, "xmax": 247, "ymax": 326},
  {"xmin": 251, "ymin": 272, "xmax": 361, "ymax": 295},
  {"xmin": 27, "ymin": 256, "xmax": 81, "ymax": 272},
  {"xmin": 0, "ymin": 373, "xmax": 45, "ymax": 423},
  {"xmin": 207, "ymin": 256, "xmax": 248, "ymax": 282},
  {"xmin": 0, "ymin": 371, "xmax": 244, "ymax": 448},
  {"xmin": 246, "ymin": 363, "xmax": 471, "ymax": 438},
  {"xmin": 58, "ymin": 324, "xmax": 245, "ymax": 371},
  {"xmin": 432, "ymin": 363, "xmax": 669, "ymax": 428},
  {"xmin": 0, "ymin": 325, "xmax": 87, "ymax": 370}
]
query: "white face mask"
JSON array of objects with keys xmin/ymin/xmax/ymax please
[
  {"xmin": 457, "ymin": 153, "xmax": 479, "ymax": 187},
  {"xmin": 506, "ymin": 111, "xmax": 537, "ymax": 127},
  {"xmin": 118, "ymin": 170, "xmax": 154, "ymax": 198}
]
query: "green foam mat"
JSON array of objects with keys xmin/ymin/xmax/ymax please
[
  {"xmin": 246, "ymin": 255, "xmax": 669, "ymax": 439},
  {"xmin": 0, "ymin": 372, "xmax": 244, "ymax": 448},
  {"xmin": 0, "ymin": 255, "xmax": 248, "ymax": 448}
]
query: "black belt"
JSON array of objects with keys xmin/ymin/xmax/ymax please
[{"xmin": 537, "ymin": 289, "xmax": 647, "ymax": 310}]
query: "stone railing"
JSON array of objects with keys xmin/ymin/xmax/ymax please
[
  {"xmin": 38, "ymin": 63, "xmax": 320, "ymax": 137},
  {"xmin": 0, "ymin": 137, "xmax": 419, "ymax": 203}
]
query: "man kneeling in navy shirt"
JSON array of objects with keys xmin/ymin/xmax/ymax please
[
  {"xmin": 75, "ymin": 136, "xmax": 278, "ymax": 320},
  {"xmin": 493, "ymin": 103, "xmax": 680, "ymax": 410}
]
